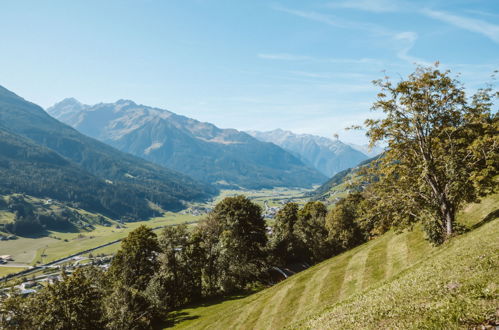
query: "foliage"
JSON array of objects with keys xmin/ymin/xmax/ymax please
[
  {"xmin": 107, "ymin": 225, "xmax": 160, "ymax": 290},
  {"xmin": 206, "ymin": 196, "xmax": 268, "ymax": 293},
  {"xmin": 1, "ymin": 269, "xmax": 104, "ymax": 329},
  {"xmin": 362, "ymin": 66, "xmax": 498, "ymax": 243},
  {"xmin": 296, "ymin": 201, "xmax": 331, "ymax": 263},
  {"xmin": 326, "ymin": 193, "xmax": 365, "ymax": 251},
  {"xmin": 269, "ymin": 203, "xmax": 307, "ymax": 266},
  {"xmin": 146, "ymin": 225, "xmax": 203, "ymax": 313}
]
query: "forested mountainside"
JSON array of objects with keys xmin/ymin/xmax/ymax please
[
  {"xmin": 47, "ymin": 98, "xmax": 326, "ymax": 189},
  {"xmin": 0, "ymin": 86, "xmax": 215, "ymax": 220}
]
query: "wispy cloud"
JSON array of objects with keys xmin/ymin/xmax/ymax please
[
  {"xmin": 257, "ymin": 53, "xmax": 314, "ymax": 61},
  {"xmin": 394, "ymin": 32, "xmax": 431, "ymax": 65},
  {"xmin": 423, "ymin": 9, "xmax": 499, "ymax": 43},
  {"xmin": 272, "ymin": 5, "xmax": 392, "ymax": 36},
  {"xmin": 257, "ymin": 53, "xmax": 381, "ymax": 65},
  {"xmin": 272, "ymin": 5, "xmax": 427, "ymax": 65},
  {"xmin": 326, "ymin": 0, "xmax": 403, "ymax": 13}
]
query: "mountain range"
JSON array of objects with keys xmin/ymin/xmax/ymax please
[
  {"xmin": 247, "ymin": 129, "xmax": 373, "ymax": 177},
  {"xmin": 47, "ymin": 99, "xmax": 327, "ymax": 189},
  {"xmin": 0, "ymin": 86, "xmax": 214, "ymax": 220}
]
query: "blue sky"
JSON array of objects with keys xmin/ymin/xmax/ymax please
[{"xmin": 1, "ymin": 0, "xmax": 498, "ymax": 143}]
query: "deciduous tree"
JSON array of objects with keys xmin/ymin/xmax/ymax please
[{"xmin": 363, "ymin": 66, "xmax": 498, "ymax": 243}]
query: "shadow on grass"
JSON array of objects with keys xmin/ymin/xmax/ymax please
[
  {"xmin": 157, "ymin": 291, "xmax": 254, "ymax": 328},
  {"xmin": 471, "ymin": 209, "xmax": 499, "ymax": 230}
]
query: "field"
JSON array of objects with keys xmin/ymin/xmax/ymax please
[
  {"xmin": 0, "ymin": 213, "xmax": 201, "ymax": 270},
  {"xmin": 202, "ymin": 187, "xmax": 314, "ymax": 208},
  {"xmin": 169, "ymin": 193, "xmax": 499, "ymax": 329}
]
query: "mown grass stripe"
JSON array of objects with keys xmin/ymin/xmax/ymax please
[
  {"xmin": 385, "ymin": 231, "xmax": 409, "ymax": 279},
  {"xmin": 268, "ymin": 274, "xmax": 310, "ymax": 329},
  {"xmin": 361, "ymin": 234, "xmax": 389, "ymax": 289},
  {"xmin": 338, "ymin": 242, "xmax": 373, "ymax": 299},
  {"xmin": 317, "ymin": 252, "xmax": 354, "ymax": 304},
  {"xmin": 291, "ymin": 262, "xmax": 334, "ymax": 323},
  {"xmin": 247, "ymin": 280, "xmax": 294, "ymax": 329}
]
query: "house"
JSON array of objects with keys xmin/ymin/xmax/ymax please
[{"xmin": 0, "ymin": 255, "xmax": 13, "ymax": 261}]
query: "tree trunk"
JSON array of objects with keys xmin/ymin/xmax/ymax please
[{"xmin": 441, "ymin": 202, "xmax": 454, "ymax": 239}]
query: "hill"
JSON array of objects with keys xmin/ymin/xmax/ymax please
[
  {"xmin": 308, "ymin": 156, "xmax": 380, "ymax": 202},
  {"xmin": 168, "ymin": 193, "xmax": 498, "ymax": 329},
  {"xmin": 247, "ymin": 129, "xmax": 369, "ymax": 177},
  {"xmin": 0, "ymin": 86, "xmax": 215, "ymax": 220},
  {"xmin": 47, "ymin": 99, "xmax": 326, "ymax": 189}
]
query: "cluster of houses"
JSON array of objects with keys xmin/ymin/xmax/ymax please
[
  {"xmin": 0, "ymin": 255, "xmax": 113, "ymax": 299},
  {"xmin": 263, "ymin": 201, "xmax": 282, "ymax": 219},
  {"xmin": 0, "ymin": 255, "xmax": 13, "ymax": 265},
  {"xmin": 180, "ymin": 206, "xmax": 213, "ymax": 216}
]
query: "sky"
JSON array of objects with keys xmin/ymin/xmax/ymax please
[{"xmin": 1, "ymin": 0, "xmax": 498, "ymax": 144}]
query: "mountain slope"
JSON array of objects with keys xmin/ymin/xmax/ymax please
[
  {"xmin": 170, "ymin": 193, "xmax": 499, "ymax": 329},
  {"xmin": 247, "ymin": 129, "xmax": 368, "ymax": 177},
  {"xmin": 0, "ymin": 86, "xmax": 215, "ymax": 216},
  {"xmin": 47, "ymin": 99, "xmax": 326, "ymax": 189},
  {"xmin": 308, "ymin": 155, "xmax": 380, "ymax": 202}
]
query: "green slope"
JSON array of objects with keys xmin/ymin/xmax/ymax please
[{"xmin": 169, "ymin": 194, "xmax": 498, "ymax": 329}]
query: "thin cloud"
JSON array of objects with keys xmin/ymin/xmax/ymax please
[
  {"xmin": 272, "ymin": 5, "xmax": 428, "ymax": 65},
  {"xmin": 395, "ymin": 32, "xmax": 432, "ymax": 65},
  {"xmin": 273, "ymin": 5, "xmax": 392, "ymax": 36},
  {"xmin": 257, "ymin": 53, "xmax": 314, "ymax": 61},
  {"xmin": 258, "ymin": 53, "xmax": 381, "ymax": 65},
  {"xmin": 423, "ymin": 9, "xmax": 499, "ymax": 43},
  {"xmin": 327, "ymin": 0, "xmax": 402, "ymax": 13}
]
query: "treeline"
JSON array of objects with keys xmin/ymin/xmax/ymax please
[{"xmin": 0, "ymin": 195, "xmax": 372, "ymax": 329}]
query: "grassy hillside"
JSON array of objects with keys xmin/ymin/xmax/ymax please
[{"xmin": 169, "ymin": 194, "xmax": 498, "ymax": 329}]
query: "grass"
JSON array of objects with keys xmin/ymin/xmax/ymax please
[
  {"xmin": 298, "ymin": 218, "xmax": 498, "ymax": 329},
  {"xmin": 0, "ymin": 267, "xmax": 28, "ymax": 277},
  {"xmin": 169, "ymin": 194, "xmax": 498, "ymax": 329},
  {"xmin": 0, "ymin": 210, "xmax": 15, "ymax": 225}
]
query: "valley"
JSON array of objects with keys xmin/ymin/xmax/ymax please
[{"xmin": 0, "ymin": 187, "xmax": 313, "ymax": 279}]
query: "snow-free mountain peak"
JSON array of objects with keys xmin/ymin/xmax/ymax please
[
  {"xmin": 47, "ymin": 100, "xmax": 326, "ymax": 189},
  {"xmin": 247, "ymin": 129, "xmax": 369, "ymax": 177}
]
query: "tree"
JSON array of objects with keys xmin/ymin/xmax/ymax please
[
  {"xmin": 270, "ymin": 203, "xmax": 307, "ymax": 266},
  {"xmin": 105, "ymin": 225, "xmax": 160, "ymax": 328},
  {"xmin": 326, "ymin": 193, "xmax": 365, "ymax": 251},
  {"xmin": 107, "ymin": 225, "xmax": 160, "ymax": 290},
  {"xmin": 205, "ymin": 196, "xmax": 268, "ymax": 293},
  {"xmin": 363, "ymin": 66, "xmax": 498, "ymax": 243},
  {"xmin": 1, "ymin": 269, "xmax": 105, "ymax": 329},
  {"xmin": 146, "ymin": 224, "xmax": 202, "ymax": 313},
  {"xmin": 296, "ymin": 201, "xmax": 331, "ymax": 263}
]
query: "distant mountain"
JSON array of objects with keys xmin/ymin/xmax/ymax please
[
  {"xmin": 347, "ymin": 143, "xmax": 384, "ymax": 157},
  {"xmin": 247, "ymin": 129, "xmax": 368, "ymax": 177},
  {"xmin": 47, "ymin": 99, "xmax": 326, "ymax": 189},
  {"xmin": 0, "ymin": 86, "xmax": 215, "ymax": 219}
]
